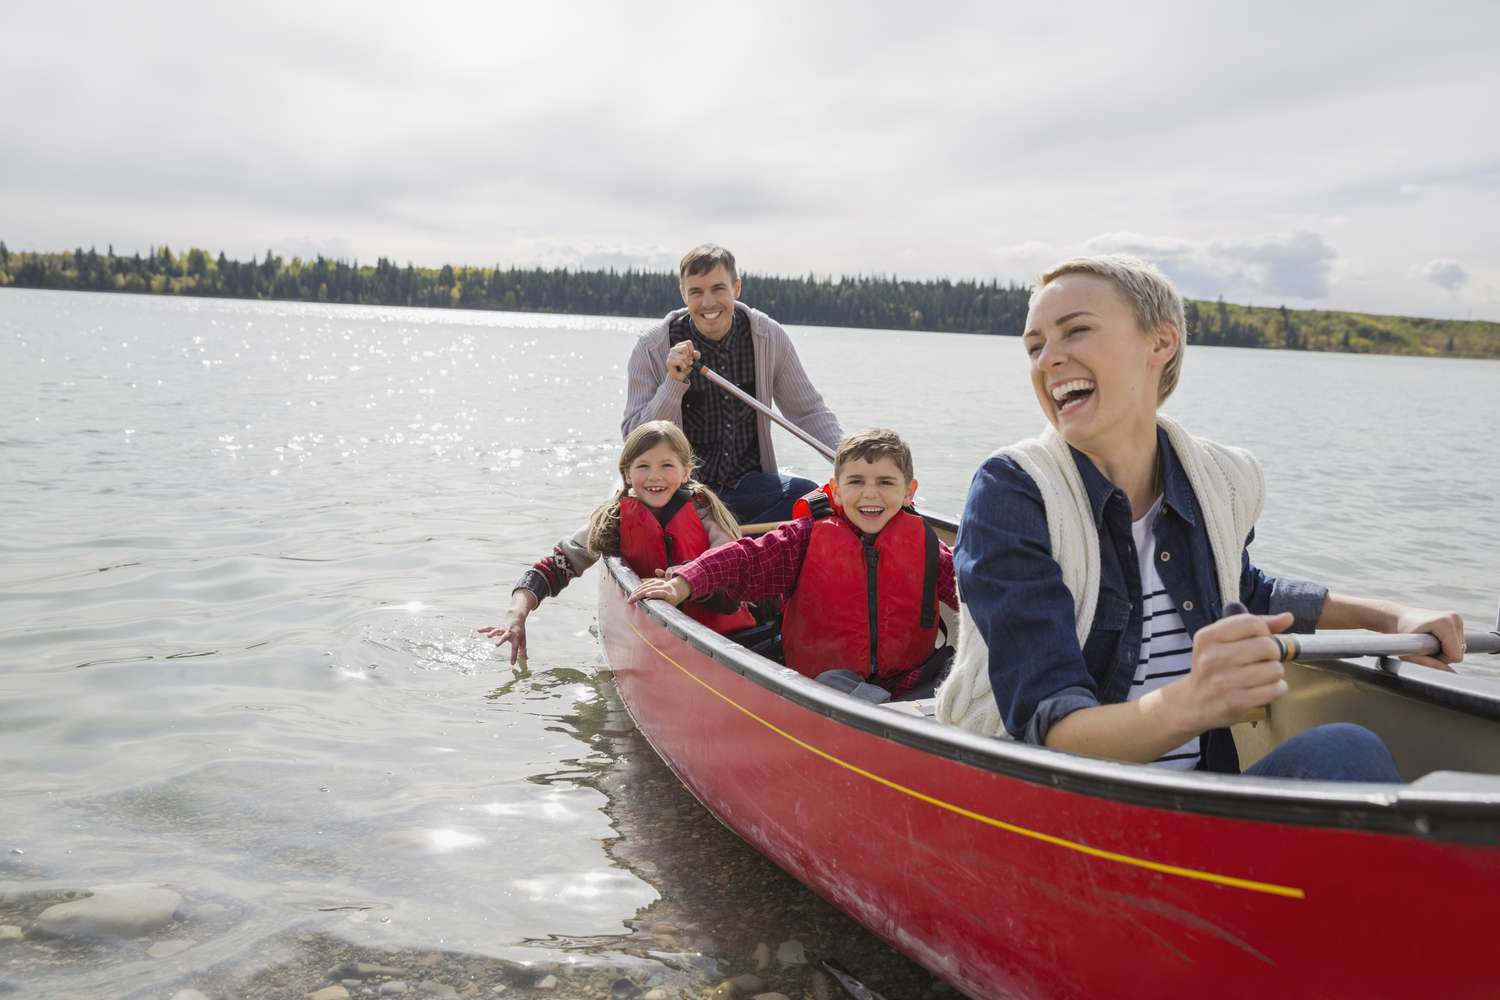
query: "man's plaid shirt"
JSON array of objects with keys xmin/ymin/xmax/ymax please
[{"xmin": 669, "ymin": 309, "xmax": 760, "ymax": 493}]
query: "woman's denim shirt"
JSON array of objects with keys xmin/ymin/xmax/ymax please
[{"xmin": 954, "ymin": 428, "xmax": 1328, "ymax": 773}]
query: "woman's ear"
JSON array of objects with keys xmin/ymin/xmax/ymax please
[{"xmin": 1149, "ymin": 324, "xmax": 1180, "ymax": 370}]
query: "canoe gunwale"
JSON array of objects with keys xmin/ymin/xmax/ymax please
[{"xmin": 603, "ymin": 554, "xmax": 1500, "ymax": 844}]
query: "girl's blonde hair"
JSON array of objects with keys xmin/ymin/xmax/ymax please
[{"xmin": 586, "ymin": 420, "xmax": 742, "ymax": 555}]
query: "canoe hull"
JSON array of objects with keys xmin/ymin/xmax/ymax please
[{"xmin": 601, "ymin": 568, "xmax": 1500, "ymax": 999}]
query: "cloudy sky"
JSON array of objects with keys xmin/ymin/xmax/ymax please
[{"xmin": 5, "ymin": 1, "xmax": 1497, "ymax": 320}]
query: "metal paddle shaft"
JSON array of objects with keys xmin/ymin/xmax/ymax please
[
  {"xmin": 1273, "ymin": 629, "xmax": 1500, "ymax": 663},
  {"xmin": 1224, "ymin": 599, "xmax": 1500, "ymax": 662},
  {"xmin": 692, "ymin": 361, "xmax": 837, "ymax": 464}
]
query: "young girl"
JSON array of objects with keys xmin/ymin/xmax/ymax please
[{"xmin": 480, "ymin": 420, "xmax": 754, "ymax": 663}]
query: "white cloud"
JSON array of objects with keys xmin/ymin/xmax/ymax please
[
  {"xmin": 1, "ymin": 1, "xmax": 1497, "ymax": 319},
  {"xmin": 1084, "ymin": 231, "xmax": 1338, "ymax": 302},
  {"xmin": 1418, "ymin": 258, "xmax": 1469, "ymax": 292}
]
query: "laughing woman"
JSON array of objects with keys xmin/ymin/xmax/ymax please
[{"xmin": 936, "ymin": 255, "xmax": 1465, "ymax": 779}]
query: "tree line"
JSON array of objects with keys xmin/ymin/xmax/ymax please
[{"xmin": 1, "ymin": 241, "xmax": 1495, "ymax": 359}]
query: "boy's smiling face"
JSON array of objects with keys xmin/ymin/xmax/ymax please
[{"xmin": 831, "ymin": 456, "xmax": 917, "ymax": 535}]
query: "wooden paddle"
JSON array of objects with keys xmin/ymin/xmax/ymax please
[
  {"xmin": 739, "ymin": 520, "xmax": 792, "ymax": 536},
  {"xmin": 692, "ymin": 361, "xmax": 837, "ymax": 463}
]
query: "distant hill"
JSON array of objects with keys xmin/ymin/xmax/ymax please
[{"xmin": 2, "ymin": 241, "xmax": 1496, "ymax": 359}]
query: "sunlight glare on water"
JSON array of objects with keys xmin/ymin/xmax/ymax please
[{"xmin": 1, "ymin": 288, "xmax": 1498, "ymax": 997}]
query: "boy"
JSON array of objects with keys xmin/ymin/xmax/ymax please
[{"xmin": 628, "ymin": 429, "xmax": 957, "ymax": 698}]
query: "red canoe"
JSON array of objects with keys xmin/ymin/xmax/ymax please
[{"xmin": 598, "ymin": 516, "xmax": 1500, "ymax": 999}]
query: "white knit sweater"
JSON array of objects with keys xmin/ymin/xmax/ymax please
[{"xmin": 934, "ymin": 414, "xmax": 1265, "ymax": 738}]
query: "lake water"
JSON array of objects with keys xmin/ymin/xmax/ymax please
[{"xmin": 2, "ymin": 288, "xmax": 1497, "ymax": 999}]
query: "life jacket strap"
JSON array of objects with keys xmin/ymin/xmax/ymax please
[
  {"xmin": 919, "ymin": 513, "xmax": 939, "ymax": 629},
  {"xmin": 652, "ymin": 489, "xmax": 694, "ymax": 564}
]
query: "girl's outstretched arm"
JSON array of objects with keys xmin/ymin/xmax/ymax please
[{"xmin": 478, "ymin": 589, "xmax": 539, "ymax": 665}]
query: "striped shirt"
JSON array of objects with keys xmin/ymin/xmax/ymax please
[{"xmin": 1128, "ymin": 496, "xmax": 1202, "ymax": 770}]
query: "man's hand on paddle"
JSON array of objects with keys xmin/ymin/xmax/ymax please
[
  {"xmin": 1173, "ymin": 610, "xmax": 1295, "ymax": 732},
  {"xmin": 666, "ymin": 341, "xmax": 700, "ymax": 383},
  {"xmin": 629, "ymin": 573, "xmax": 691, "ymax": 607},
  {"xmin": 478, "ymin": 590, "xmax": 537, "ymax": 665}
]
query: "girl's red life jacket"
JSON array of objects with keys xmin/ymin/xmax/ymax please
[
  {"xmin": 781, "ymin": 486, "xmax": 941, "ymax": 684},
  {"xmin": 617, "ymin": 491, "xmax": 756, "ymax": 634}
]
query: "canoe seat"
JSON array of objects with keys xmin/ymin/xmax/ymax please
[
  {"xmin": 727, "ymin": 620, "xmax": 783, "ymax": 661},
  {"xmin": 881, "ymin": 698, "xmax": 938, "ymax": 719}
]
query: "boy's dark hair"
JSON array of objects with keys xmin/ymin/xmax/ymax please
[
  {"xmin": 679, "ymin": 243, "xmax": 738, "ymax": 283},
  {"xmin": 834, "ymin": 428, "xmax": 914, "ymax": 482}
]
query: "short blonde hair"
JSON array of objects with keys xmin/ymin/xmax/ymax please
[
  {"xmin": 834, "ymin": 428, "xmax": 914, "ymax": 482},
  {"xmin": 1035, "ymin": 254, "xmax": 1186, "ymax": 403}
]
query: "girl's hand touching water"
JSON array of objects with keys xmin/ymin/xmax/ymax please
[{"xmin": 478, "ymin": 590, "xmax": 538, "ymax": 665}]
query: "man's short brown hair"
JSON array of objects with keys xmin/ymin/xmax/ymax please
[
  {"xmin": 679, "ymin": 243, "xmax": 738, "ymax": 283},
  {"xmin": 834, "ymin": 428, "xmax": 915, "ymax": 482}
]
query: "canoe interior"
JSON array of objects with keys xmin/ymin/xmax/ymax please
[
  {"xmin": 834, "ymin": 515, "xmax": 1500, "ymax": 779},
  {"xmin": 747, "ymin": 510, "xmax": 1500, "ymax": 789}
]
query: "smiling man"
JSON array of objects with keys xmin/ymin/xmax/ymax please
[{"xmin": 623, "ymin": 244, "xmax": 842, "ymax": 523}]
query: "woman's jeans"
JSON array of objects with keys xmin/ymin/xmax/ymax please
[{"xmin": 1242, "ymin": 723, "xmax": 1401, "ymax": 782}]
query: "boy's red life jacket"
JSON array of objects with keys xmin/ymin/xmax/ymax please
[
  {"xmin": 781, "ymin": 484, "xmax": 941, "ymax": 684},
  {"xmin": 617, "ymin": 490, "xmax": 756, "ymax": 634}
]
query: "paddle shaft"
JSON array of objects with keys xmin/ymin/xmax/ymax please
[
  {"xmin": 1274, "ymin": 629, "xmax": 1500, "ymax": 663},
  {"xmin": 1222, "ymin": 600, "xmax": 1497, "ymax": 663},
  {"xmin": 692, "ymin": 362, "xmax": 837, "ymax": 464}
]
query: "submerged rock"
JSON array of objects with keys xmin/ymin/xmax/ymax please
[
  {"xmin": 774, "ymin": 940, "xmax": 806, "ymax": 967},
  {"xmin": 308, "ymin": 988, "xmax": 350, "ymax": 1000},
  {"xmin": 729, "ymin": 974, "xmax": 764, "ymax": 994},
  {"xmin": 148, "ymin": 938, "xmax": 195, "ymax": 959},
  {"xmin": 30, "ymin": 886, "xmax": 181, "ymax": 939},
  {"xmin": 330, "ymin": 961, "xmax": 405, "ymax": 980},
  {"xmin": 0, "ymin": 926, "xmax": 22, "ymax": 943}
]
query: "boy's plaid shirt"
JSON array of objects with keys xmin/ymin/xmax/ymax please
[{"xmin": 672, "ymin": 517, "xmax": 957, "ymax": 610}]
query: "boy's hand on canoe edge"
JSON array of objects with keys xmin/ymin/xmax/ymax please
[{"xmin": 629, "ymin": 576, "xmax": 691, "ymax": 606}]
